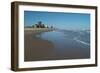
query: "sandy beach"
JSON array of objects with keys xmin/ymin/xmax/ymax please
[
  {"xmin": 24, "ymin": 28, "xmax": 55, "ymax": 61},
  {"xmin": 24, "ymin": 29, "xmax": 90, "ymax": 61}
]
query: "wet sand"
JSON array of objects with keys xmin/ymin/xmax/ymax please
[{"xmin": 24, "ymin": 30, "xmax": 55, "ymax": 61}]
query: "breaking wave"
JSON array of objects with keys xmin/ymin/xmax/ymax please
[{"xmin": 74, "ymin": 37, "xmax": 90, "ymax": 46}]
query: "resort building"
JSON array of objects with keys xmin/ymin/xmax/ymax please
[{"xmin": 32, "ymin": 21, "xmax": 53, "ymax": 28}]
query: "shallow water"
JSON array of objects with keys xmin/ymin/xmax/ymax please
[
  {"xmin": 35, "ymin": 30, "xmax": 90, "ymax": 59},
  {"xmin": 37, "ymin": 30, "xmax": 90, "ymax": 47}
]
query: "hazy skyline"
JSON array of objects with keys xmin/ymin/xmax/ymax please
[{"xmin": 24, "ymin": 11, "xmax": 90, "ymax": 30}]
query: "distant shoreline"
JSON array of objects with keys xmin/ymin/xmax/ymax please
[
  {"xmin": 24, "ymin": 28, "xmax": 55, "ymax": 34},
  {"xmin": 24, "ymin": 28, "xmax": 55, "ymax": 30}
]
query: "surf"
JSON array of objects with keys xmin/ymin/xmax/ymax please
[{"xmin": 74, "ymin": 37, "xmax": 90, "ymax": 46}]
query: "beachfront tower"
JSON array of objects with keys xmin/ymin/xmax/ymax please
[
  {"xmin": 32, "ymin": 21, "xmax": 54, "ymax": 28},
  {"xmin": 38, "ymin": 21, "xmax": 42, "ymax": 25}
]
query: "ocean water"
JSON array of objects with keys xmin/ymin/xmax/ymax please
[
  {"xmin": 36, "ymin": 30, "xmax": 90, "ymax": 48},
  {"xmin": 35, "ymin": 30, "xmax": 90, "ymax": 59}
]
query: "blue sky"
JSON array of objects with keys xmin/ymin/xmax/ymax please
[{"xmin": 24, "ymin": 11, "xmax": 90, "ymax": 30}]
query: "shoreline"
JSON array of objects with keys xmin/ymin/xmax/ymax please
[
  {"xmin": 24, "ymin": 28, "xmax": 55, "ymax": 34},
  {"xmin": 24, "ymin": 28, "xmax": 55, "ymax": 31},
  {"xmin": 24, "ymin": 29, "xmax": 90, "ymax": 61}
]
